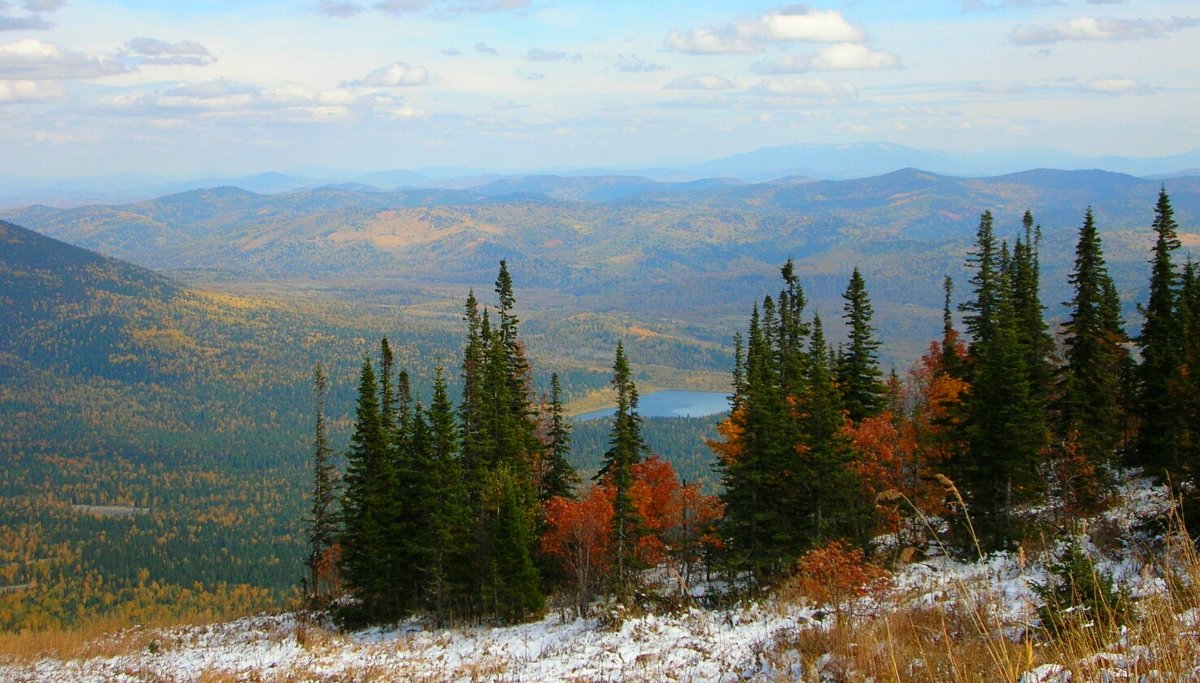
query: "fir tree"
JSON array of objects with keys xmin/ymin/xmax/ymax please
[
  {"xmin": 407, "ymin": 370, "xmax": 472, "ymax": 624},
  {"xmin": 797, "ymin": 315, "xmax": 869, "ymax": 544},
  {"xmin": 338, "ymin": 358, "xmax": 396, "ymax": 624},
  {"xmin": 837, "ymin": 267, "xmax": 886, "ymax": 422},
  {"xmin": 1011, "ymin": 212, "xmax": 1054, "ymax": 400},
  {"xmin": 539, "ymin": 373, "xmax": 579, "ymax": 503},
  {"xmin": 961, "ymin": 243, "xmax": 1045, "ymax": 550},
  {"xmin": 940, "ymin": 276, "xmax": 966, "ymax": 379},
  {"xmin": 1134, "ymin": 189, "xmax": 1184, "ymax": 478},
  {"xmin": 1058, "ymin": 208, "xmax": 1129, "ymax": 473},
  {"xmin": 961, "ymin": 210, "xmax": 1000, "ymax": 357},
  {"xmin": 306, "ymin": 363, "xmax": 338, "ymax": 608},
  {"xmin": 480, "ymin": 466, "xmax": 544, "ymax": 622},
  {"xmin": 600, "ymin": 341, "xmax": 648, "ymax": 595}
]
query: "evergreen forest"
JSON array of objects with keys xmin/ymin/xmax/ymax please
[{"xmin": 316, "ymin": 190, "xmax": 1200, "ymax": 625}]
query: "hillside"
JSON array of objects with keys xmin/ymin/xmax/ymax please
[
  {"xmin": 6, "ymin": 169, "xmax": 1198, "ymax": 365},
  {"xmin": 0, "ymin": 221, "xmax": 729, "ymax": 630},
  {"xmin": 1, "ymin": 475, "xmax": 1190, "ymax": 682}
]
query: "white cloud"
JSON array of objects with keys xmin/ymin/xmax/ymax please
[
  {"xmin": 615, "ymin": 53, "xmax": 666, "ymax": 73},
  {"xmin": 316, "ymin": 1, "xmax": 365, "ymax": 17},
  {"xmin": 351, "ymin": 61, "xmax": 429, "ymax": 87},
  {"xmin": 442, "ymin": 47, "xmax": 461, "ymax": 56},
  {"xmin": 664, "ymin": 73, "xmax": 734, "ymax": 91},
  {"xmin": 1081, "ymin": 77, "xmax": 1148, "ymax": 95},
  {"xmin": 0, "ymin": 39, "xmax": 127, "ymax": 79},
  {"xmin": 475, "ymin": 42, "xmax": 498, "ymax": 55},
  {"xmin": 752, "ymin": 77, "xmax": 857, "ymax": 100},
  {"xmin": 754, "ymin": 43, "xmax": 899, "ymax": 73},
  {"xmin": 526, "ymin": 48, "xmax": 566, "ymax": 62},
  {"xmin": 125, "ymin": 37, "xmax": 216, "ymax": 66},
  {"xmin": 0, "ymin": 78, "xmax": 62, "ymax": 102},
  {"xmin": 665, "ymin": 5, "xmax": 865, "ymax": 55},
  {"xmin": 1012, "ymin": 16, "xmax": 1200, "ymax": 44}
]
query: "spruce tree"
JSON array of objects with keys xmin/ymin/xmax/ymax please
[
  {"xmin": 1179, "ymin": 261, "xmax": 1200, "ymax": 490},
  {"xmin": 480, "ymin": 466, "xmax": 544, "ymax": 622},
  {"xmin": 961, "ymin": 243, "xmax": 1044, "ymax": 550},
  {"xmin": 796, "ymin": 315, "xmax": 869, "ymax": 544},
  {"xmin": 837, "ymin": 267, "xmax": 886, "ymax": 422},
  {"xmin": 338, "ymin": 358, "xmax": 395, "ymax": 624},
  {"xmin": 940, "ymin": 276, "xmax": 966, "ymax": 379},
  {"xmin": 1011, "ymin": 212, "xmax": 1054, "ymax": 400},
  {"xmin": 1134, "ymin": 189, "xmax": 1184, "ymax": 479},
  {"xmin": 1058, "ymin": 208, "xmax": 1129, "ymax": 473},
  {"xmin": 306, "ymin": 363, "xmax": 338, "ymax": 608},
  {"xmin": 539, "ymin": 373, "xmax": 579, "ymax": 503},
  {"xmin": 600, "ymin": 341, "xmax": 648, "ymax": 596},
  {"xmin": 401, "ymin": 370, "xmax": 472, "ymax": 624},
  {"xmin": 961, "ymin": 210, "xmax": 1000, "ymax": 358}
]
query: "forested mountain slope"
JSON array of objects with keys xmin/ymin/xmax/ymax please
[{"xmin": 7, "ymin": 170, "xmax": 1198, "ymax": 364}]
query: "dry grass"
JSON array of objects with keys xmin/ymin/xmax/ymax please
[
  {"xmin": 770, "ymin": 487, "xmax": 1200, "ymax": 682},
  {"xmin": 0, "ymin": 616, "xmax": 189, "ymax": 661}
]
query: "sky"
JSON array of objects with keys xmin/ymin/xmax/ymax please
[{"xmin": 0, "ymin": 0, "xmax": 1197, "ymax": 177}]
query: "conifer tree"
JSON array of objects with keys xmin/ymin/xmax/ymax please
[
  {"xmin": 961, "ymin": 210, "xmax": 1000, "ymax": 357},
  {"xmin": 600, "ymin": 341, "xmax": 648, "ymax": 595},
  {"xmin": 338, "ymin": 358, "xmax": 395, "ymax": 624},
  {"xmin": 1134, "ymin": 189, "xmax": 1184, "ymax": 478},
  {"xmin": 797, "ymin": 315, "xmax": 869, "ymax": 544},
  {"xmin": 1058, "ymin": 208, "xmax": 1130, "ymax": 473},
  {"xmin": 539, "ymin": 373, "xmax": 579, "ymax": 503},
  {"xmin": 1011, "ymin": 212, "xmax": 1054, "ymax": 399},
  {"xmin": 961, "ymin": 242, "xmax": 1045, "ymax": 550},
  {"xmin": 306, "ymin": 363, "xmax": 338, "ymax": 608},
  {"xmin": 379, "ymin": 338, "xmax": 397, "ymax": 439},
  {"xmin": 837, "ymin": 268, "xmax": 886, "ymax": 422},
  {"xmin": 479, "ymin": 466, "xmax": 544, "ymax": 622},
  {"xmin": 940, "ymin": 276, "xmax": 966, "ymax": 379},
  {"xmin": 1179, "ymin": 261, "xmax": 1200, "ymax": 488},
  {"xmin": 405, "ymin": 370, "xmax": 472, "ymax": 624}
]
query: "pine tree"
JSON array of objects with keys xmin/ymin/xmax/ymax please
[
  {"xmin": 1057, "ymin": 208, "xmax": 1130, "ymax": 474},
  {"xmin": 1134, "ymin": 188, "xmax": 1184, "ymax": 479},
  {"xmin": 837, "ymin": 267, "xmax": 886, "ymax": 422},
  {"xmin": 600, "ymin": 341, "xmax": 648, "ymax": 596},
  {"xmin": 306, "ymin": 363, "xmax": 339, "ymax": 608}
]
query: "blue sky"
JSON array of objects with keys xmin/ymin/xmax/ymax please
[{"xmin": 1, "ymin": 0, "xmax": 1197, "ymax": 177}]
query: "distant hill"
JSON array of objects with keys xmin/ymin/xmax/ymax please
[{"xmin": 6, "ymin": 168, "xmax": 1198, "ymax": 367}]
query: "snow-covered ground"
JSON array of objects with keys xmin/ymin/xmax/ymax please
[{"xmin": 0, "ymin": 476, "xmax": 1186, "ymax": 682}]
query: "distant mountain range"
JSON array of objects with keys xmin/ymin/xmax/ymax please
[
  {"xmin": 6, "ymin": 167, "xmax": 1198, "ymax": 366},
  {"xmin": 5, "ymin": 142, "xmax": 1199, "ymax": 208}
]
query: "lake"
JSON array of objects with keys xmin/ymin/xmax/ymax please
[{"xmin": 574, "ymin": 389, "xmax": 731, "ymax": 421}]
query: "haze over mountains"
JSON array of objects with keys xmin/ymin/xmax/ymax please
[{"xmin": 6, "ymin": 142, "xmax": 1200, "ymax": 209}]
